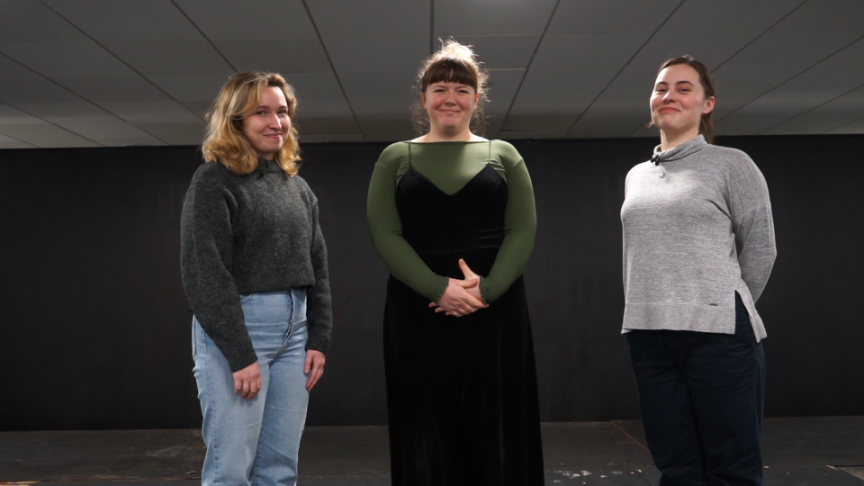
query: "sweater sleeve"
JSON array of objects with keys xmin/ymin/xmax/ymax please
[
  {"xmin": 304, "ymin": 188, "xmax": 333, "ymax": 354},
  {"xmin": 728, "ymin": 153, "xmax": 777, "ymax": 302},
  {"xmin": 367, "ymin": 143, "xmax": 449, "ymax": 301},
  {"xmin": 479, "ymin": 141, "xmax": 537, "ymax": 302},
  {"xmin": 180, "ymin": 166, "xmax": 257, "ymax": 372}
]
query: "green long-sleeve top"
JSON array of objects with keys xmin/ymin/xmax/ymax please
[{"xmin": 367, "ymin": 140, "xmax": 536, "ymax": 303}]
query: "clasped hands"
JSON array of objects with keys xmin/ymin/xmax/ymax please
[{"xmin": 429, "ymin": 258, "xmax": 489, "ymax": 317}]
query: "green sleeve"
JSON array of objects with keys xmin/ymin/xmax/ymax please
[
  {"xmin": 479, "ymin": 141, "xmax": 537, "ymax": 303},
  {"xmin": 367, "ymin": 143, "xmax": 449, "ymax": 301}
]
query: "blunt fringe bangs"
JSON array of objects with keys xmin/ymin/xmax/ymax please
[{"xmin": 202, "ymin": 71, "xmax": 301, "ymax": 176}]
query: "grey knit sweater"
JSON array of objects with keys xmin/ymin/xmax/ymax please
[
  {"xmin": 181, "ymin": 158, "xmax": 332, "ymax": 371},
  {"xmin": 621, "ymin": 135, "xmax": 776, "ymax": 341}
]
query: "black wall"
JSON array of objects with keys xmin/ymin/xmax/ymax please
[{"xmin": 1, "ymin": 135, "xmax": 862, "ymax": 431}]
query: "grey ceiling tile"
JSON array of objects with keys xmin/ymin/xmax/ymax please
[
  {"xmin": 134, "ymin": 121, "xmax": 206, "ymax": 145},
  {"xmin": 485, "ymin": 69, "xmax": 525, "ymax": 104},
  {"xmin": 568, "ymin": 111, "xmax": 648, "ymax": 135},
  {"xmin": 0, "ymin": 103, "xmax": 46, "ymax": 125},
  {"xmin": 307, "ymin": 1, "xmax": 428, "ymax": 38},
  {"xmin": 517, "ymin": 64, "xmax": 616, "ymax": 95},
  {"xmin": 295, "ymin": 118, "xmax": 360, "ymax": 135},
  {"xmin": 711, "ymin": 93, "xmax": 763, "ymax": 120},
  {"xmin": 826, "ymin": 117, "xmax": 864, "ymax": 134},
  {"xmin": 0, "ymin": 41, "xmax": 136, "ymax": 79},
  {"xmin": 726, "ymin": 30, "xmax": 864, "ymax": 67},
  {"xmin": 283, "ymin": 72, "xmax": 344, "ymax": 99},
  {"xmin": 0, "ymin": 140, "xmax": 37, "ymax": 149},
  {"xmin": 661, "ymin": 0, "xmax": 801, "ymax": 32},
  {"xmin": 350, "ymin": 96, "xmax": 413, "ymax": 118},
  {"xmin": 436, "ymin": 0, "xmax": 557, "ymax": 36},
  {"xmin": 148, "ymin": 74, "xmax": 232, "ymax": 102},
  {"xmin": 98, "ymin": 137, "xmax": 166, "ymax": 146},
  {"xmin": 760, "ymin": 87, "xmax": 864, "ymax": 133},
  {"xmin": 501, "ymin": 115, "xmax": 574, "ymax": 133},
  {"xmin": 326, "ymin": 37, "xmax": 428, "ymax": 73},
  {"xmin": 98, "ymin": 101, "xmax": 201, "ymax": 123},
  {"xmin": 174, "ymin": 0, "xmax": 316, "ymax": 39},
  {"xmin": 300, "ymin": 133, "xmax": 365, "ymax": 143},
  {"xmin": 338, "ymin": 71, "xmax": 417, "ymax": 98},
  {"xmin": 214, "ymin": 38, "xmax": 331, "ymax": 73},
  {"xmin": 508, "ymin": 94, "xmax": 594, "ymax": 117},
  {"xmin": 42, "ymin": 0, "xmax": 202, "ymax": 41},
  {"xmin": 0, "ymin": 0, "xmax": 88, "ymax": 42},
  {"xmin": 180, "ymin": 101, "xmax": 213, "ymax": 118},
  {"xmin": 60, "ymin": 121, "xmax": 160, "ymax": 140},
  {"xmin": 355, "ymin": 117, "xmax": 416, "ymax": 142},
  {"xmin": 715, "ymin": 110, "xmax": 790, "ymax": 133},
  {"xmin": 774, "ymin": 0, "xmax": 864, "ymax": 30},
  {"xmin": 56, "ymin": 76, "xmax": 171, "ymax": 103},
  {"xmin": 626, "ymin": 30, "xmax": 764, "ymax": 72},
  {"xmin": 712, "ymin": 64, "xmax": 808, "ymax": 95},
  {"xmin": 629, "ymin": 125, "xmax": 658, "ymax": 138},
  {"xmin": 550, "ymin": 0, "xmax": 680, "ymax": 33},
  {"xmin": 438, "ymin": 36, "xmax": 538, "ymax": 69},
  {"xmin": 0, "ymin": 56, "xmax": 83, "ymax": 104},
  {"xmin": 530, "ymin": 33, "xmax": 650, "ymax": 71},
  {"xmin": 15, "ymin": 102, "xmax": 119, "ymax": 124},
  {"xmin": 105, "ymin": 40, "xmax": 234, "ymax": 75},
  {"xmin": 0, "ymin": 123, "xmax": 98, "ymax": 147},
  {"xmin": 296, "ymin": 98, "xmax": 355, "ymax": 119}
]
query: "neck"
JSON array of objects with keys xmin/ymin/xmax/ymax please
[
  {"xmin": 418, "ymin": 123, "xmax": 475, "ymax": 142},
  {"xmin": 659, "ymin": 127, "xmax": 700, "ymax": 152}
]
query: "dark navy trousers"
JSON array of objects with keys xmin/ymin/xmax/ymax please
[{"xmin": 627, "ymin": 293, "xmax": 766, "ymax": 486}]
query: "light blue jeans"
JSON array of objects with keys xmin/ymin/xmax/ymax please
[{"xmin": 192, "ymin": 289, "xmax": 309, "ymax": 486}]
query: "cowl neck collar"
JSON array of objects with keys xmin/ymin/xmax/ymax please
[{"xmin": 652, "ymin": 134, "xmax": 707, "ymax": 163}]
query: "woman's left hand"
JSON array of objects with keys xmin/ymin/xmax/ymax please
[{"xmin": 304, "ymin": 350, "xmax": 326, "ymax": 391}]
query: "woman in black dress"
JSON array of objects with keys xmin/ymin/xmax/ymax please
[{"xmin": 367, "ymin": 41, "xmax": 544, "ymax": 485}]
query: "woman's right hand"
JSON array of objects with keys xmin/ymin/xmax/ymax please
[
  {"xmin": 233, "ymin": 361, "xmax": 262, "ymax": 400},
  {"xmin": 430, "ymin": 278, "xmax": 488, "ymax": 317}
]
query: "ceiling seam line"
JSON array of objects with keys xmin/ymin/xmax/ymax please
[
  {"xmin": 757, "ymin": 80, "xmax": 864, "ymax": 135},
  {"xmin": 825, "ymin": 112, "xmax": 864, "ymax": 134},
  {"xmin": 0, "ymin": 124, "xmax": 38, "ymax": 147},
  {"xmin": 169, "ymin": 0, "xmax": 237, "ymax": 71},
  {"xmin": 0, "ymin": 51, "xmax": 106, "ymax": 146},
  {"xmin": 716, "ymin": 31, "xmax": 864, "ymax": 124},
  {"xmin": 497, "ymin": 0, "xmax": 562, "ymax": 139},
  {"xmin": 710, "ymin": 0, "xmax": 809, "ymax": 73},
  {"xmin": 299, "ymin": 0, "xmax": 363, "ymax": 141},
  {"xmin": 34, "ymin": 0, "xmax": 188, "ymax": 142},
  {"xmin": 35, "ymin": 0, "xmax": 198, "ymax": 128},
  {"xmin": 562, "ymin": 0, "xmax": 686, "ymax": 137}
]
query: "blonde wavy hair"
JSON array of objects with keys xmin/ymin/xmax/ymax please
[
  {"xmin": 413, "ymin": 40, "xmax": 489, "ymax": 135},
  {"xmin": 202, "ymin": 72, "xmax": 300, "ymax": 176}
]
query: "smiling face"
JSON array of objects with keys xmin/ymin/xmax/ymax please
[
  {"xmin": 422, "ymin": 81, "xmax": 478, "ymax": 137},
  {"xmin": 242, "ymin": 86, "xmax": 291, "ymax": 160},
  {"xmin": 650, "ymin": 63, "xmax": 714, "ymax": 140}
]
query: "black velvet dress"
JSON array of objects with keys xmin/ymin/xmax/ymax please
[{"xmin": 383, "ymin": 161, "xmax": 545, "ymax": 485}]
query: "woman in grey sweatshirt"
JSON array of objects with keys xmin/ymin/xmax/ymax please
[{"xmin": 621, "ymin": 56, "xmax": 776, "ymax": 486}]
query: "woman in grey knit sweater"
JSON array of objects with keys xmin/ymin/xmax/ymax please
[
  {"xmin": 621, "ymin": 57, "xmax": 776, "ymax": 486},
  {"xmin": 180, "ymin": 72, "xmax": 331, "ymax": 486}
]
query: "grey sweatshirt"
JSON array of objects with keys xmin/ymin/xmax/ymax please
[
  {"xmin": 181, "ymin": 158, "xmax": 332, "ymax": 371},
  {"xmin": 620, "ymin": 135, "xmax": 776, "ymax": 341}
]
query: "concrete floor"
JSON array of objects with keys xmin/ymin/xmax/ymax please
[{"xmin": 0, "ymin": 417, "xmax": 862, "ymax": 485}]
